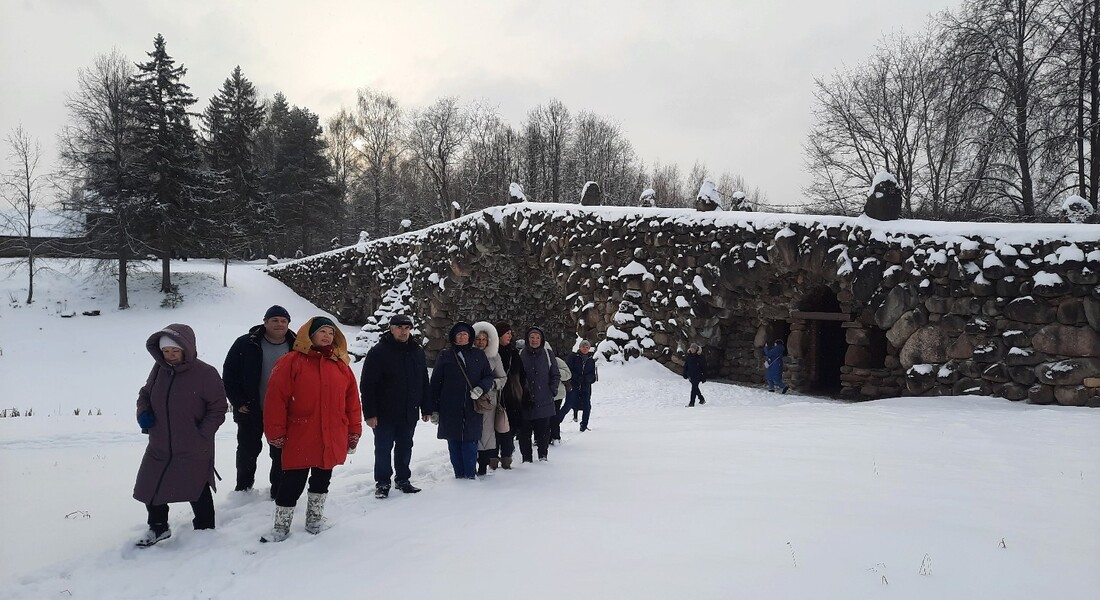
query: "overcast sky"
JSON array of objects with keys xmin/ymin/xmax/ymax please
[{"xmin": 1, "ymin": 0, "xmax": 960, "ymax": 208}]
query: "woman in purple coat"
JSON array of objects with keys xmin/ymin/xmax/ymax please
[{"xmin": 132, "ymin": 324, "xmax": 227, "ymax": 547}]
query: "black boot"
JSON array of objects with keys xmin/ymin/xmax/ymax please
[
  {"xmin": 395, "ymin": 480, "xmax": 421, "ymax": 494},
  {"xmin": 477, "ymin": 459, "xmax": 488, "ymax": 476},
  {"xmin": 375, "ymin": 483, "xmax": 390, "ymax": 499}
]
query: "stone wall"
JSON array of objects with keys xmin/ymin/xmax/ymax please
[{"xmin": 268, "ymin": 203, "xmax": 1100, "ymax": 406}]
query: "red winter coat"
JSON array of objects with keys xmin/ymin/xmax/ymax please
[{"xmin": 264, "ymin": 318, "xmax": 363, "ymax": 470}]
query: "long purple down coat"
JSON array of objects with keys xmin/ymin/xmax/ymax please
[{"xmin": 133, "ymin": 324, "xmax": 227, "ymax": 505}]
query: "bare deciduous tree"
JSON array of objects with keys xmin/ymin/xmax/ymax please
[
  {"xmin": 1, "ymin": 125, "xmax": 53, "ymax": 303},
  {"xmin": 406, "ymin": 96, "xmax": 468, "ymax": 219}
]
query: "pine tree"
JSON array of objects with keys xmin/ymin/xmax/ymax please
[
  {"xmin": 129, "ymin": 33, "xmax": 211, "ymax": 293},
  {"xmin": 259, "ymin": 95, "xmax": 339, "ymax": 256},
  {"xmin": 203, "ymin": 65, "xmax": 271, "ymax": 284}
]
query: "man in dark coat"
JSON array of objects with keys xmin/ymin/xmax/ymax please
[
  {"xmin": 426, "ymin": 322, "xmax": 495, "ymax": 479},
  {"xmin": 360, "ymin": 314, "xmax": 431, "ymax": 499},
  {"xmin": 560, "ymin": 340, "xmax": 598, "ymax": 431},
  {"xmin": 684, "ymin": 343, "xmax": 707, "ymax": 407},
  {"xmin": 222, "ymin": 305, "xmax": 295, "ymax": 497},
  {"xmin": 518, "ymin": 326, "xmax": 560, "ymax": 462},
  {"xmin": 134, "ymin": 324, "xmax": 227, "ymax": 547}
]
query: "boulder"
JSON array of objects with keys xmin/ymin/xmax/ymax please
[
  {"xmin": 947, "ymin": 335, "xmax": 975, "ymax": 360},
  {"xmin": 1035, "ymin": 358, "xmax": 1100, "ymax": 385},
  {"xmin": 998, "ymin": 383, "xmax": 1029, "ymax": 401},
  {"xmin": 874, "ymin": 285, "xmax": 915, "ymax": 329},
  {"xmin": 863, "ymin": 175, "xmax": 903, "ymax": 221},
  {"xmin": 1028, "ymin": 384, "xmax": 1055, "ymax": 404},
  {"xmin": 886, "ymin": 309, "xmax": 927, "ymax": 347},
  {"xmin": 1031, "ymin": 324, "xmax": 1100, "ymax": 357},
  {"xmin": 1003, "ymin": 296, "xmax": 1056, "ymax": 323},
  {"xmin": 580, "ymin": 181, "xmax": 603, "ymax": 206},
  {"xmin": 900, "ymin": 326, "xmax": 949, "ymax": 368},
  {"xmin": 1054, "ymin": 385, "xmax": 1095, "ymax": 407}
]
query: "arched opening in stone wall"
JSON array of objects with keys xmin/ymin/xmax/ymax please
[{"xmin": 796, "ymin": 286, "xmax": 849, "ymax": 394}]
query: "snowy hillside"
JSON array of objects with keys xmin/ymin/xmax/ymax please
[{"xmin": 1, "ymin": 259, "xmax": 1098, "ymax": 599}]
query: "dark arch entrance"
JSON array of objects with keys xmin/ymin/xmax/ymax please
[{"xmin": 795, "ymin": 286, "xmax": 849, "ymax": 395}]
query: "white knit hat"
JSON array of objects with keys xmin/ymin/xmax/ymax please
[{"xmin": 159, "ymin": 335, "xmax": 181, "ymax": 350}]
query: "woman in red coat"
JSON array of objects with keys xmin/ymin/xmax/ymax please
[{"xmin": 262, "ymin": 316, "xmax": 362, "ymax": 542}]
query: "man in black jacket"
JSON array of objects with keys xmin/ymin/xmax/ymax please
[
  {"xmin": 361, "ymin": 314, "xmax": 431, "ymax": 499},
  {"xmin": 223, "ymin": 305, "xmax": 295, "ymax": 496},
  {"xmin": 684, "ymin": 343, "xmax": 707, "ymax": 407}
]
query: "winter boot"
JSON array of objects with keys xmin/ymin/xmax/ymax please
[
  {"xmin": 781, "ymin": 385, "xmax": 789, "ymax": 394},
  {"xmin": 500, "ymin": 456, "xmax": 513, "ymax": 470},
  {"xmin": 477, "ymin": 458, "xmax": 488, "ymax": 476},
  {"xmin": 395, "ymin": 480, "xmax": 421, "ymax": 494},
  {"xmin": 304, "ymin": 492, "xmax": 329, "ymax": 535},
  {"xmin": 135, "ymin": 523, "xmax": 171, "ymax": 548},
  {"xmin": 260, "ymin": 506, "xmax": 294, "ymax": 543},
  {"xmin": 375, "ymin": 483, "xmax": 390, "ymax": 499},
  {"xmin": 489, "ymin": 457, "xmax": 500, "ymax": 470}
]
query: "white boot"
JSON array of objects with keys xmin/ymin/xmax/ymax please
[
  {"xmin": 261, "ymin": 506, "xmax": 294, "ymax": 543},
  {"xmin": 304, "ymin": 492, "xmax": 330, "ymax": 535}
]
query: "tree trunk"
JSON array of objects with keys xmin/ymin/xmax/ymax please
[
  {"xmin": 160, "ymin": 254, "xmax": 173, "ymax": 293},
  {"xmin": 223, "ymin": 255, "xmax": 229, "ymax": 287},
  {"xmin": 26, "ymin": 252, "xmax": 34, "ymax": 304},
  {"xmin": 1090, "ymin": 2, "xmax": 1100, "ymax": 210},
  {"xmin": 118, "ymin": 257, "xmax": 130, "ymax": 310}
]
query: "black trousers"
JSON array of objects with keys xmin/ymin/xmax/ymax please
[
  {"xmin": 517, "ymin": 417, "xmax": 550, "ymax": 460},
  {"xmin": 495, "ymin": 409, "xmax": 522, "ymax": 457},
  {"xmin": 550, "ymin": 400, "xmax": 563, "ymax": 440},
  {"xmin": 235, "ymin": 413, "xmax": 283, "ymax": 495},
  {"xmin": 372, "ymin": 419, "xmax": 416, "ymax": 485},
  {"xmin": 147, "ymin": 485, "xmax": 214, "ymax": 530},
  {"xmin": 276, "ymin": 467, "xmax": 332, "ymax": 508},
  {"xmin": 689, "ymin": 381, "xmax": 705, "ymax": 406}
]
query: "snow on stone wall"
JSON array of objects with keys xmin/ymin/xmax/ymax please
[{"xmin": 268, "ymin": 203, "xmax": 1100, "ymax": 406}]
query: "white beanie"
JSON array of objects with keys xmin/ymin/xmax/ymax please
[{"xmin": 159, "ymin": 335, "xmax": 181, "ymax": 350}]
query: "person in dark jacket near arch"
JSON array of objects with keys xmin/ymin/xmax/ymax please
[
  {"xmin": 764, "ymin": 339, "xmax": 789, "ymax": 393},
  {"xmin": 360, "ymin": 314, "xmax": 431, "ymax": 499},
  {"xmin": 222, "ymin": 305, "xmax": 295, "ymax": 497},
  {"xmin": 133, "ymin": 324, "xmax": 227, "ymax": 547},
  {"xmin": 494, "ymin": 322, "xmax": 526, "ymax": 470},
  {"xmin": 684, "ymin": 343, "xmax": 707, "ymax": 407},
  {"xmin": 560, "ymin": 340, "xmax": 598, "ymax": 431},
  {"xmin": 427, "ymin": 322, "xmax": 495, "ymax": 479},
  {"xmin": 519, "ymin": 326, "xmax": 561, "ymax": 462}
]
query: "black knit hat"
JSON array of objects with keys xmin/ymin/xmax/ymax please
[
  {"xmin": 389, "ymin": 314, "xmax": 413, "ymax": 327},
  {"xmin": 264, "ymin": 305, "xmax": 291, "ymax": 321},
  {"xmin": 308, "ymin": 316, "xmax": 337, "ymax": 336},
  {"xmin": 494, "ymin": 321, "xmax": 512, "ymax": 338}
]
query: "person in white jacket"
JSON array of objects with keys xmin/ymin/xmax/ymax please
[
  {"xmin": 472, "ymin": 322, "xmax": 507, "ymax": 474},
  {"xmin": 549, "ymin": 354, "xmax": 572, "ymax": 444}
]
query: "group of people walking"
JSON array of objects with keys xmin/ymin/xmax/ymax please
[{"xmin": 131, "ymin": 306, "xmax": 599, "ymax": 547}]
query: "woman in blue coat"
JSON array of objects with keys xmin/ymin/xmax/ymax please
[
  {"xmin": 428, "ymin": 322, "xmax": 495, "ymax": 479},
  {"xmin": 764, "ymin": 339, "xmax": 789, "ymax": 393}
]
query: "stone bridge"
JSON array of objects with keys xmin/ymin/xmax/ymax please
[{"xmin": 268, "ymin": 203, "xmax": 1100, "ymax": 406}]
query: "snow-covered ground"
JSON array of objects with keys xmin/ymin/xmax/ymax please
[{"xmin": 1, "ymin": 259, "xmax": 1098, "ymax": 599}]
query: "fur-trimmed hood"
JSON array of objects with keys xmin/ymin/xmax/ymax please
[
  {"xmin": 472, "ymin": 321, "xmax": 500, "ymax": 359},
  {"xmin": 292, "ymin": 317, "xmax": 351, "ymax": 364}
]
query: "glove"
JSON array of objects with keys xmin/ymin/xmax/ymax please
[
  {"xmin": 469, "ymin": 386, "xmax": 484, "ymax": 400},
  {"xmin": 430, "ymin": 412, "xmax": 439, "ymax": 424},
  {"xmin": 347, "ymin": 432, "xmax": 360, "ymax": 454},
  {"xmin": 269, "ymin": 436, "xmax": 286, "ymax": 449},
  {"xmin": 764, "ymin": 360, "xmax": 771, "ymax": 369},
  {"xmin": 137, "ymin": 411, "xmax": 155, "ymax": 430}
]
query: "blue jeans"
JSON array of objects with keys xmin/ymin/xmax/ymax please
[
  {"xmin": 372, "ymin": 420, "xmax": 416, "ymax": 485},
  {"xmin": 447, "ymin": 440, "xmax": 478, "ymax": 478},
  {"xmin": 559, "ymin": 388, "xmax": 592, "ymax": 430}
]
